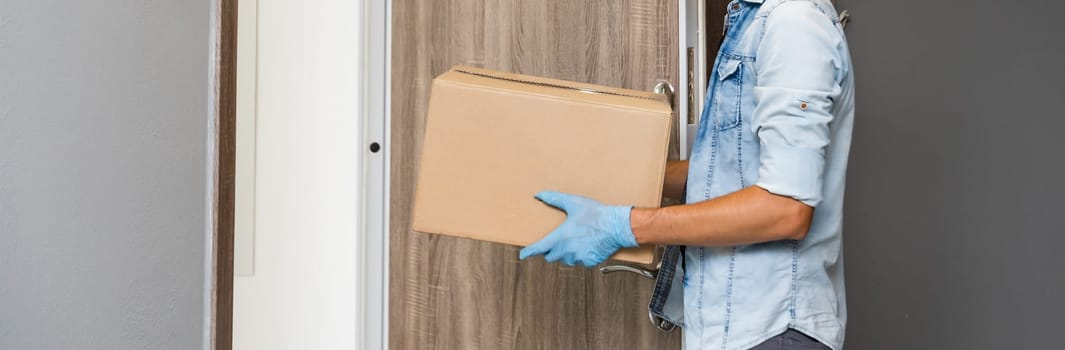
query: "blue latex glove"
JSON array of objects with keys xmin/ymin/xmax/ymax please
[{"xmin": 519, "ymin": 191, "xmax": 639, "ymax": 267}]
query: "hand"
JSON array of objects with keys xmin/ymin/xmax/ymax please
[{"xmin": 519, "ymin": 191, "xmax": 639, "ymax": 267}]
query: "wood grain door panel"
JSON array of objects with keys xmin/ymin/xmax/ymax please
[{"xmin": 390, "ymin": 1, "xmax": 681, "ymax": 349}]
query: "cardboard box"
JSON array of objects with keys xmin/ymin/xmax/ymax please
[{"xmin": 411, "ymin": 66, "xmax": 672, "ymax": 265}]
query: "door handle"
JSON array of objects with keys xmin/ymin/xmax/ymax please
[
  {"xmin": 653, "ymin": 81, "xmax": 675, "ymax": 104},
  {"xmin": 600, "ymin": 264, "xmax": 657, "ymax": 279}
]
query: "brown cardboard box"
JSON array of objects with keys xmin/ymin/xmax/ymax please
[{"xmin": 411, "ymin": 66, "xmax": 671, "ymax": 265}]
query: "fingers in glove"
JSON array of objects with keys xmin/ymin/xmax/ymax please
[
  {"xmin": 577, "ymin": 256, "xmax": 600, "ymax": 268},
  {"xmin": 544, "ymin": 248, "xmax": 565, "ymax": 263},
  {"xmin": 561, "ymin": 253, "xmax": 577, "ymax": 266},
  {"xmin": 520, "ymin": 236, "xmax": 557, "ymax": 260},
  {"xmin": 535, "ymin": 191, "xmax": 576, "ymax": 211}
]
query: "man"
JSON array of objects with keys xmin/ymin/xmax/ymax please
[{"xmin": 519, "ymin": 0, "xmax": 854, "ymax": 349}]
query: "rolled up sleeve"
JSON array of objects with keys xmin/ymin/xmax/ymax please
[{"xmin": 752, "ymin": 2, "xmax": 845, "ymax": 207}]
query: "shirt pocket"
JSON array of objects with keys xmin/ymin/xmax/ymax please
[{"xmin": 712, "ymin": 57, "xmax": 746, "ymax": 131}]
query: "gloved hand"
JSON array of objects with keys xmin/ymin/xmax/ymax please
[{"xmin": 519, "ymin": 191, "xmax": 639, "ymax": 267}]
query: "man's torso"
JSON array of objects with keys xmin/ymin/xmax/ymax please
[{"xmin": 671, "ymin": 0, "xmax": 855, "ymax": 349}]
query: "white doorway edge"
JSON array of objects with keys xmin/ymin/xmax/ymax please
[{"xmin": 358, "ymin": 0, "xmax": 391, "ymax": 349}]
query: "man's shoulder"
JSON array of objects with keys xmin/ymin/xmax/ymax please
[{"xmin": 756, "ymin": 0, "xmax": 839, "ymax": 22}]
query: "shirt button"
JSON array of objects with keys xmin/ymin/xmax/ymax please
[
  {"xmin": 800, "ymin": 103, "xmax": 809, "ymax": 110},
  {"xmin": 731, "ymin": 3, "xmax": 741, "ymax": 11}
]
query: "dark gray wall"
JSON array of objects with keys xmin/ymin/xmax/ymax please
[
  {"xmin": 0, "ymin": 0, "xmax": 211, "ymax": 349},
  {"xmin": 837, "ymin": 0, "xmax": 1065, "ymax": 348}
]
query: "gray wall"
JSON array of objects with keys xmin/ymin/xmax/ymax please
[
  {"xmin": 0, "ymin": 0, "xmax": 211, "ymax": 349},
  {"xmin": 837, "ymin": 0, "xmax": 1065, "ymax": 348}
]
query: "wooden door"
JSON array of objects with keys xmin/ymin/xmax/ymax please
[{"xmin": 390, "ymin": 1, "xmax": 681, "ymax": 349}]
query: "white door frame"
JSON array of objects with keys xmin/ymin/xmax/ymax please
[
  {"xmin": 359, "ymin": 0, "xmax": 391, "ymax": 349},
  {"xmin": 680, "ymin": 0, "xmax": 707, "ymax": 160}
]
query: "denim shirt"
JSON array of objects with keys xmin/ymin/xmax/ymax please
[{"xmin": 652, "ymin": 0, "xmax": 855, "ymax": 349}]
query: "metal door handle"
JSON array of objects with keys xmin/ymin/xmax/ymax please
[
  {"xmin": 653, "ymin": 81, "xmax": 675, "ymax": 102},
  {"xmin": 599, "ymin": 264, "xmax": 657, "ymax": 279}
]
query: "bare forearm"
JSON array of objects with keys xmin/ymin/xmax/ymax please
[
  {"xmin": 631, "ymin": 186, "xmax": 813, "ymax": 246},
  {"xmin": 662, "ymin": 160, "xmax": 689, "ymax": 201}
]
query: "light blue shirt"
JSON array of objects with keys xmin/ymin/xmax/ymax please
[{"xmin": 663, "ymin": 0, "xmax": 855, "ymax": 349}]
